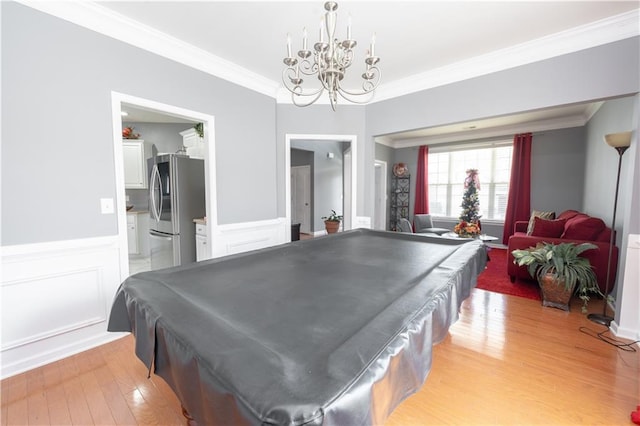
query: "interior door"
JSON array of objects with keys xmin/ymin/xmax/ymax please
[{"xmin": 291, "ymin": 165, "xmax": 311, "ymax": 234}]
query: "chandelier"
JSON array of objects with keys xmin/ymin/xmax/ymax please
[{"xmin": 282, "ymin": 1, "xmax": 381, "ymax": 111}]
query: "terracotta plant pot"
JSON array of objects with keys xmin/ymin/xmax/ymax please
[
  {"xmin": 538, "ymin": 273, "xmax": 574, "ymax": 311},
  {"xmin": 324, "ymin": 220, "xmax": 340, "ymax": 234}
]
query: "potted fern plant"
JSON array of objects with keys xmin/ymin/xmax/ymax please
[
  {"xmin": 322, "ymin": 210, "xmax": 343, "ymax": 234},
  {"xmin": 511, "ymin": 242, "xmax": 602, "ymax": 312}
]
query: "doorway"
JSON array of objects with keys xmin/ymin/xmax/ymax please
[
  {"xmin": 285, "ymin": 134, "xmax": 357, "ymax": 240},
  {"xmin": 111, "ymin": 92, "xmax": 217, "ymax": 282}
]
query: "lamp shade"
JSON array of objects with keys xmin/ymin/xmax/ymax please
[{"xmin": 604, "ymin": 131, "xmax": 632, "ymax": 148}]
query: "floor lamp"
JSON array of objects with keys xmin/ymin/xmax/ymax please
[{"xmin": 588, "ymin": 131, "xmax": 632, "ymax": 327}]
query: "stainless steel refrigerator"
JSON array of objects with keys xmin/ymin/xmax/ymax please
[{"xmin": 148, "ymin": 154, "xmax": 205, "ymax": 270}]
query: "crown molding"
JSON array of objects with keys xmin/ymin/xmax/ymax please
[
  {"xmin": 373, "ymin": 136, "xmax": 394, "ymax": 147},
  {"xmin": 17, "ymin": 0, "xmax": 280, "ymax": 98},
  {"xmin": 373, "ymin": 9, "xmax": 640, "ymax": 103},
  {"xmin": 389, "ymin": 111, "xmax": 599, "ymax": 149},
  {"xmin": 583, "ymin": 101, "xmax": 605, "ymax": 123},
  {"xmin": 18, "ymin": 2, "xmax": 638, "ymax": 103}
]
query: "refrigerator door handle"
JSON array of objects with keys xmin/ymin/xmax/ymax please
[
  {"xmin": 158, "ymin": 169, "xmax": 164, "ymax": 221},
  {"xmin": 149, "ymin": 164, "xmax": 161, "ymax": 222},
  {"xmin": 149, "ymin": 164, "xmax": 157, "ymax": 220},
  {"xmin": 149, "ymin": 230, "xmax": 173, "ymax": 240}
]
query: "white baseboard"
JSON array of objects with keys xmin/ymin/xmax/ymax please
[
  {"xmin": 1, "ymin": 236, "xmax": 123, "ymax": 378},
  {"xmin": 610, "ymin": 321, "xmax": 640, "ymax": 346},
  {"xmin": 612, "ymin": 234, "xmax": 640, "ymax": 345}
]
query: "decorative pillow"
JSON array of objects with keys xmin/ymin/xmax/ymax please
[
  {"xmin": 556, "ymin": 210, "xmax": 581, "ymax": 221},
  {"xmin": 527, "ymin": 210, "xmax": 556, "ymax": 235},
  {"xmin": 596, "ymin": 227, "xmax": 613, "ymax": 243},
  {"xmin": 530, "ymin": 217, "xmax": 566, "ymax": 238},
  {"xmin": 564, "ymin": 213, "xmax": 589, "ymax": 231},
  {"xmin": 561, "ymin": 216, "xmax": 606, "ymax": 241}
]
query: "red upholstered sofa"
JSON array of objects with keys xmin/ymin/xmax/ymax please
[{"xmin": 507, "ymin": 210, "xmax": 618, "ymax": 294}]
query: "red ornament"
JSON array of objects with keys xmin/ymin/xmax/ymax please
[
  {"xmin": 122, "ymin": 126, "xmax": 140, "ymax": 139},
  {"xmin": 631, "ymin": 405, "xmax": 640, "ymax": 425}
]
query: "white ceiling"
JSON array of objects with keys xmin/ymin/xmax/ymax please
[
  {"xmin": 81, "ymin": 1, "xmax": 639, "ymax": 141},
  {"xmin": 100, "ymin": 1, "xmax": 637, "ymax": 89}
]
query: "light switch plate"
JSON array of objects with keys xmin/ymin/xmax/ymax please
[{"xmin": 101, "ymin": 198, "xmax": 114, "ymax": 214}]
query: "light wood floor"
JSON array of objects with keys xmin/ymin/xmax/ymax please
[{"xmin": 2, "ymin": 289, "xmax": 637, "ymax": 425}]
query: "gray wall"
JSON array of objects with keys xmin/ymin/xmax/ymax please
[
  {"xmin": 584, "ymin": 96, "xmax": 637, "ymax": 232},
  {"xmin": 366, "ymin": 39, "xmax": 640, "ymax": 138},
  {"xmin": 1, "ymin": 3, "xmax": 277, "ymax": 245},
  {"xmin": 530, "ymin": 126, "xmax": 586, "ymax": 213},
  {"xmin": 625, "ymin": 95, "xmax": 640, "ymax": 236},
  {"xmin": 583, "ymin": 95, "xmax": 638, "ymax": 302}
]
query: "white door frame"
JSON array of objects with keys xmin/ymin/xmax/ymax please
[
  {"xmin": 343, "ymin": 147, "xmax": 352, "ymax": 231},
  {"xmin": 285, "ymin": 134, "xmax": 357, "ymax": 240},
  {"xmin": 374, "ymin": 160, "xmax": 387, "ymax": 230},
  {"xmin": 111, "ymin": 92, "xmax": 217, "ymax": 282}
]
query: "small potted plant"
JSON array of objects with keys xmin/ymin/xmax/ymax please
[
  {"xmin": 322, "ymin": 210, "xmax": 343, "ymax": 234},
  {"xmin": 511, "ymin": 242, "xmax": 602, "ymax": 312}
]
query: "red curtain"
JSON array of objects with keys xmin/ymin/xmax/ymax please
[
  {"xmin": 502, "ymin": 133, "xmax": 532, "ymax": 245},
  {"xmin": 414, "ymin": 145, "xmax": 429, "ymax": 215}
]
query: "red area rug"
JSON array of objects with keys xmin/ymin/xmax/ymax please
[{"xmin": 476, "ymin": 248, "xmax": 540, "ymax": 300}]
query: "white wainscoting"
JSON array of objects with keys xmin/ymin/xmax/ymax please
[
  {"xmin": 210, "ymin": 218, "xmax": 288, "ymax": 258},
  {"xmin": 1, "ymin": 236, "xmax": 125, "ymax": 379},
  {"xmin": 611, "ymin": 233, "xmax": 640, "ymax": 344},
  {"xmin": 0, "ymin": 217, "xmax": 353, "ymax": 378},
  {"xmin": 354, "ymin": 216, "xmax": 372, "ymax": 229}
]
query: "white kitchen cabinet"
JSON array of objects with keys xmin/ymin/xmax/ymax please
[
  {"xmin": 195, "ymin": 222, "xmax": 209, "ymax": 261},
  {"xmin": 123, "ymin": 140, "xmax": 150, "ymax": 189},
  {"xmin": 127, "ymin": 213, "xmax": 139, "ymax": 255},
  {"xmin": 127, "ymin": 212, "xmax": 149, "ymax": 257},
  {"xmin": 180, "ymin": 128, "xmax": 205, "ymax": 159}
]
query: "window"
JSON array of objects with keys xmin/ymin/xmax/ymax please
[{"xmin": 428, "ymin": 142, "xmax": 512, "ymax": 220}]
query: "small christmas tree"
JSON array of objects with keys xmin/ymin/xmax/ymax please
[{"xmin": 459, "ymin": 168, "xmax": 481, "ymax": 224}]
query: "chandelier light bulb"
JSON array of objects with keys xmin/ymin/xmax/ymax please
[
  {"xmin": 370, "ymin": 33, "xmax": 376, "ymax": 57},
  {"xmin": 303, "ymin": 27, "xmax": 308, "ymax": 51}
]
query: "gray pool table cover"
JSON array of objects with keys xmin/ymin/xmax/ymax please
[{"xmin": 108, "ymin": 229, "xmax": 486, "ymax": 425}]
